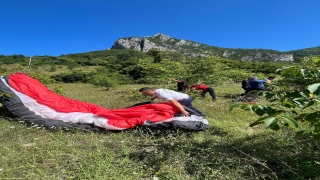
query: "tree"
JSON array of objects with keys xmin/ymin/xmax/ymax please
[{"xmin": 146, "ymin": 49, "xmax": 162, "ymax": 63}]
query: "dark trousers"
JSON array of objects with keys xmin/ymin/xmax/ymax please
[
  {"xmin": 177, "ymin": 86, "xmax": 185, "ymax": 92},
  {"xmin": 178, "ymin": 97, "xmax": 203, "ymax": 115},
  {"xmin": 201, "ymin": 87, "xmax": 216, "ymax": 100},
  {"xmin": 243, "ymin": 88, "xmax": 251, "ymax": 94}
]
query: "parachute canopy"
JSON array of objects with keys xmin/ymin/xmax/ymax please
[{"xmin": 0, "ymin": 73, "xmax": 208, "ymax": 130}]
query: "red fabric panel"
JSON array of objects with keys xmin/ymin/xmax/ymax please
[{"xmin": 8, "ymin": 72, "xmax": 179, "ymax": 129}]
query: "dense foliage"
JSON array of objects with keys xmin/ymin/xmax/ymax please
[
  {"xmin": 286, "ymin": 46, "xmax": 320, "ymax": 61},
  {"xmin": 1, "ymin": 49, "xmax": 292, "ymax": 88},
  {"xmin": 231, "ymin": 56, "xmax": 320, "ymax": 139}
]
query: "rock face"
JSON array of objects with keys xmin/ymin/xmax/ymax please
[
  {"xmin": 222, "ymin": 50, "xmax": 294, "ymax": 62},
  {"xmin": 111, "ymin": 37, "xmax": 142, "ymax": 51},
  {"xmin": 111, "ymin": 33, "xmax": 294, "ymax": 62},
  {"xmin": 111, "ymin": 33, "xmax": 177, "ymax": 52}
]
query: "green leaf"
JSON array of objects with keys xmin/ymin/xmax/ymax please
[
  {"xmin": 264, "ymin": 117, "xmax": 278, "ymax": 128},
  {"xmin": 266, "ymin": 107, "xmax": 277, "ymax": 115},
  {"xmin": 264, "ymin": 92, "xmax": 275, "ymax": 99},
  {"xmin": 286, "ymin": 91, "xmax": 302, "ymax": 98},
  {"xmin": 291, "ymin": 110, "xmax": 298, "ymax": 115},
  {"xmin": 280, "ymin": 115, "xmax": 298, "ymax": 128},
  {"xmin": 257, "ymin": 105, "xmax": 265, "ymax": 110},
  {"xmin": 299, "ymin": 92, "xmax": 308, "ymax": 98},
  {"xmin": 300, "ymin": 69, "xmax": 307, "ymax": 77},
  {"xmin": 229, "ymin": 103, "xmax": 241, "ymax": 111},
  {"xmin": 292, "ymin": 99, "xmax": 306, "ymax": 109},
  {"xmin": 280, "ymin": 120, "xmax": 289, "ymax": 126},
  {"xmin": 255, "ymin": 108, "xmax": 265, "ymax": 116},
  {"xmin": 295, "ymin": 113, "xmax": 309, "ymax": 121},
  {"xmin": 313, "ymin": 99, "xmax": 320, "ymax": 107},
  {"xmin": 239, "ymin": 104, "xmax": 248, "ymax": 109},
  {"xmin": 248, "ymin": 105, "xmax": 256, "ymax": 113},
  {"xmin": 282, "ymin": 99, "xmax": 296, "ymax": 108},
  {"xmin": 269, "ymin": 123, "xmax": 280, "ymax": 130},
  {"xmin": 308, "ymin": 83, "xmax": 320, "ymax": 95},
  {"xmin": 249, "ymin": 116, "xmax": 270, "ymax": 127},
  {"xmin": 275, "ymin": 109, "xmax": 285, "ymax": 115},
  {"xmin": 305, "ymin": 112, "xmax": 320, "ymax": 121}
]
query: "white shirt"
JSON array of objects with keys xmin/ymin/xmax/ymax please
[{"xmin": 155, "ymin": 89, "xmax": 189, "ymax": 101}]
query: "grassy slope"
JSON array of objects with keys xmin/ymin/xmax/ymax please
[{"xmin": 0, "ymin": 82, "xmax": 319, "ymax": 179}]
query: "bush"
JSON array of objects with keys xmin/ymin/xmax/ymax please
[
  {"xmin": 52, "ymin": 86, "xmax": 65, "ymax": 95},
  {"xmin": 88, "ymin": 74, "xmax": 118, "ymax": 90},
  {"xmin": 51, "ymin": 71, "xmax": 89, "ymax": 83},
  {"xmin": 29, "ymin": 73, "xmax": 56, "ymax": 84}
]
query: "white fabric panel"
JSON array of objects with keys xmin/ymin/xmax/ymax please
[{"xmin": 144, "ymin": 115, "xmax": 208, "ymax": 125}]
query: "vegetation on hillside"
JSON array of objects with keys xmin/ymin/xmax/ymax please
[
  {"xmin": 286, "ymin": 46, "xmax": 320, "ymax": 61},
  {"xmin": 0, "ymin": 49, "xmax": 292, "ymax": 86},
  {"xmin": 0, "ymin": 50, "xmax": 319, "ymax": 179}
]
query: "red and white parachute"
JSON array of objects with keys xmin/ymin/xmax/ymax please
[{"xmin": 0, "ymin": 73, "xmax": 208, "ymax": 130}]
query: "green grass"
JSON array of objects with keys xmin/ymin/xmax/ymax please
[{"xmin": 1, "ymin": 82, "xmax": 319, "ymax": 179}]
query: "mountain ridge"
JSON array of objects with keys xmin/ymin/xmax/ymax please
[{"xmin": 110, "ymin": 33, "xmax": 320, "ymax": 62}]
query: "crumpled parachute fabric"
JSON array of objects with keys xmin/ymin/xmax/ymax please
[{"xmin": 0, "ymin": 73, "xmax": 208, "ymax": 130}]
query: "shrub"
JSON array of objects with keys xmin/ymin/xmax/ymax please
[
  {"xmin": 51, "ymin": 71, "xmax": 89, "ymax": 83},
  {"xmin": 29, "ymin": 73, "xmax": 56, "ymax": 84},
  {"xmin": 52, "ymin": 86, "xmax": 65, "ymax": 95},
  {"xmin": 88, "ymin": 74, "xmax": 118, "ymax": 90}
]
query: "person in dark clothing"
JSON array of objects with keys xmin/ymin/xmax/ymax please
[
  {"xmin": 189, "ymin": 84, "xmax": 216, "ymax": 100},
  {"xmin": 173, "ymin": 78, "xmax": 186, "ymax": 92},
  {"xmin": 248, "ymin": 76, "xmax": 275, "ymax": 92},
  {"xmin": 248, "ymin": 77, "xmax": 267, "ymax": 91},
  {"xmin": 241, "ymin": 77, "xmax": 253, "ymax": 95}
]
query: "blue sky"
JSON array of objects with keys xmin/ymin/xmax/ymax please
[{"xmin": 0, "ymin": 0, "xmax": 319, "ymax": 56}]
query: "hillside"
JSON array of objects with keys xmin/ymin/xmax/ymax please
[
  {"xmin": 285, "ymin": 46, "xmax": 320, "ymax": 59},
  {"xmin": 110, "ymin": 33, "xmax": 319, "ymax": 62}
]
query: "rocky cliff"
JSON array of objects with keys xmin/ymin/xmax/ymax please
[{"xmin": 111, "ymin": 33, "xmax": 294, "ymax": 62}]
